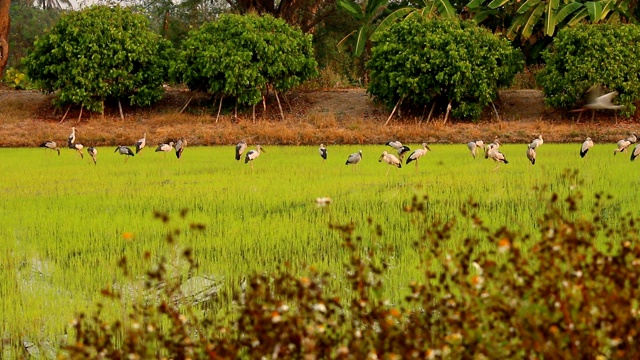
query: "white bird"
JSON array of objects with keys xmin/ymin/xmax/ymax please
[
  {"xmin": 485, "ymin": 137, "xmax": 500, "ymax": 158},
  {"xmin": 175, "ymin": 139, "xmax": 187, "ymax": 159},
  {"xmin": 114, "ymin": 145, "xmax": 135, "ymax": 162},
  {"xmin": 345, "ymin": 150, "xmax": 363, "ymax": 167},
  {"xmin": 156, "ymin": 142, "xmax": 174, "ymax": 157},
  {"xmin": 580, "ymin": 137, "xmax": 593, "ymax": 158},
  {"xmin": 39, "ymin": 141, "xmax": 60, "ymax": 155},
  {"xmin": 467, "ymin": 140, "xmax": 484, "ymax": 159},
  {"xmin": 584, "ymin": 90, "xmax": 624, "ymax": 111},
  {"xmin": 631, "ymin": 143, "xmax": 640, "ymax": 161},
  {"xmin": 486, "ymin": 143, "xmax": 508, "ymax": 170},
  {"xmin": 319, "ymin": 144, "xmax": 327, "ymax": 161},
  {"xmin": 87, "ymin": 147, "xmax": 97, "ymax": 165},
  {"xmin": 379, "ymin": 151, "xmax": 401, "ymax": 175},
  {"xmin": 245, "ymin": 145, "xmax": 265, "ymax": 170},
  {"xmin": 68, "ymin": 127, "xmax": 76, "ymax": 148},
  {"xmin": 614, "ymin": 139, "xmax": 631, "ymax": 155},
  {"xmin": 626, "ymin": 132, "xmax": 637, "ymax": 144},
  {"xmin": 71, "ymin": 143, "xmax": 84, "ymax": 158},
  {"xmin": 315, "ymin": 197, "xmax": 332, "ymax": 207},
  {"xmin": 386, "ymin": 141, "xmax": 411, "ymax": 161},
  {"xmin": 526, "ymin": 144, "xmax": 536, "ymax": 165},
  {"xmin": 530, "ymin": 134, "xmax": 543, "ymax": 149},
  {"xmin": 236, "ymin": 141, "xmax": 247, "ymax": 161},
  {"xmin": 405, "ymin": 143, "xmax": 431, "ymax": 169},
  {"xmin": 135, "ymin": 133, "xmax": 146, "ymax": 154}
]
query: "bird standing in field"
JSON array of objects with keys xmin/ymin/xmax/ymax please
[
  {"xmin": 379, "ymin": 151, "xmax": 401, "ymax": 175},
  {"xmin": 87, "ymin": 147, "xmax": 97, "ymax": 165},
  {"xmin": 236, "ymin": 141, "xmax": 247, "ymax": 161},
  {"xmin": 406, "ymin": 143, "xmax": 431, "ymax": 169},
  {"xmin": 175, "ymin": 139, "xmax": 187, "ymax": 159},
  {"xmin": 526, "ymin": 144, "xmax": 536, "ymax": 165},
  {"xmin": 467, "ymin": 140, "xmax": 484, "ymax": 159},
  {"xmin": 68, "ymin": 127, "xmax": 76, "ymax": 148},
  {"xmin": 485, "ymin": 137, "xmax": 500, "ymax": 159},
  {"xmin": 486, "ymin": 143, "xmax": 508, "ymax": 170},
  {"xmin": 245, "ymin": 145, "xmax": 265, "ymax": 170},
  {"xmin": 626, "ymin": 132, "xmax": 637, "ymax": 144},
  {"xmin": 345, "ymin": 150, "xmax": 363, "ymax": 167},
  {"xmin": 614, "ymin": 139, "xmax": 631, "ymax": 155},
  {"xmin": 530, "ymin": 134, "xmax": 543, "ymax": 149},
  {"xmin": 386, "ymin": 141, "xmax": 411, "ymax": 161},
  {"xmin": 39, "ymin": 141, "xmax": 60, "ymax": 155},
  {"xmin": 114, "ymin": 145, "xmax": 135, "ymax": 162},
  {"xmin": 631, "ymin": 143, "xmax": 640, "ymax": 161},
  {"xmin": 135, "ymin": 133, "xmax": 146, "ymax": 154},
  {"xmin": 319, "ymin": 144, "xmax": 327, "ymax": 161},
  {"xmin": 71, "ymin": 143, "xmax": 84, "ymax": 159},
  {"xmin": 156, "ymin": 142, "xmax": 174, "ymax": 157},
  {"xmin": 580, "ymin": 137, "xmax": 593, "ymax": 158}
]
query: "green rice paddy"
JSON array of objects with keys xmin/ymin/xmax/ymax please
[{"xmin": 1, "ymin": 142, "xmax": 638, "ymax": 350}]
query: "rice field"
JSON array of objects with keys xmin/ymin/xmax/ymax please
[{"xmin": 1, "ymin": 142, "xmax": 639, "ymax": 352}]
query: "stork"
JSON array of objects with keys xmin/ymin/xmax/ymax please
[
  {"xmin": 319, "ymin": 144, "xmax": 327, "ymax": 161},
  {"xmin": 386, "ymin": 141, "xmax": 411, "ymax": 161},
  {"xmin": 486, "ymin": 143, "xmax": 508, "ymax": 170},
  {"xmin": 580, "ymin": 137, "xmax": 593, "ymax": 158},
  {"xmin": 526, "ymin": 144, "xmax": 536, "ymax": 165},
  {"xmin": 114, "ymin": 145, "xmax": 135, "ymax": 162},
  {"xmin": 345, "ymin": 150, "xmax": 363, "ymax": 168},
  {"xmin": 245, "ymin": 145, "xmax": 265, "ymax": 170},
  {"xmin": 175, "ymin": 139, "xmax": 187, "ymax": 159},
  {"xmin": 614, "ymin": 139, "xmax": 631, "ymax": 155},
  {"xmin": 87, "ymin": 147, "xmax": 97, "ymax": 165},
  {"xmin": 405, "ymin": 143, "xmax": 431, "ymax": 169},
  {"xmin": 530, "ymin": 134, "xmax": 543, "ymax": 149},
  {"xmin": 68, "ymin": 127, "xmax": 76, "ymax": 148},
  {"xmin": 626, "ymin": 132, "xmax": 637, "ymax": 144},
  {"xmin": 236, "ymin": 141, "xmax": 247, "ymax": 161},
  {"xmin": 135, "ymin": 133, "xmax": 146, "ymax": 154},
  {"xmin": 631, "ymin": 143, "xmax": 640, "ymax": 161},
  {"xmin": 155, "ymin": 142, "xmax": 174, "ymax": 157},
  {"xmin": 467, "ymin": 140, "xmax": 484, "ymax": 159},
  {"xmin": 39, "ymin": 141, "xmax": 60, "ymax": 155},
  {"xmin": 485, "ymin": 137, "xmax": 500, "ymax": 159},
  {"xmin": 576, "ymin": 88, "xmax": 625, "ymax": 122},
  {"xmin": 379, "ymin": 151, "xmax": 401, "ymax": 175},
  {"xmin": 71, "ymin": 143, "xmax": 84, "ymax": 158}
]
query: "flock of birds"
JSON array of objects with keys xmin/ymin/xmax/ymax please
[
  {"xmin": 38, "ymin": 127, "xmax": 640, "ymax": 170},
  {"xmin": 39, "ymin": 127, "xmax": 188, "ymax": 164}
]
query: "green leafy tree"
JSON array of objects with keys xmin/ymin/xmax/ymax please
[
  {"xmin": 537, "ymin": 23, "xmax": 640, "ymax": 116},
  {"xmin": 22, "ymin": 5, "xmax": 172, "ymax": 113},
  {"xmin": 336, "ymin": 0, "xmax": 389, "ymax": 57},
  {"xmin": 173, "ymin": 13, "xmax": 318, "ymax": 108},
  {"xmin": 367, "ymin": 17, "xmax": 523, "ymax": 121}
]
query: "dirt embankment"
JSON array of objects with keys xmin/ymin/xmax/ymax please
[{"xmin": 0, "ymin": 87, "xmax": 637, "ymax": 147}]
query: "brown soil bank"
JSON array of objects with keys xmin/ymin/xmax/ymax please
[{"xmin": 0, "ymin": 88, "xmax": 637, "ymax": 147}]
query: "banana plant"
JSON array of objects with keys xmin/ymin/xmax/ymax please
[
  {"xmin": 370, "ymin": 0, "xmax": 457, "ymax": 41},
  {"xmin": 337, "ymin": 0, "xmax": 390, "ymax": 57}
]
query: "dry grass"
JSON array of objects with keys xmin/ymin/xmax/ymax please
[{"xmin": 1, "ymin": 88, "xmax": 638, "ymax": 148}]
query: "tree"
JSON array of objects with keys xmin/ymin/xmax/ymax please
[
  {"xmin": 0, "ymin": 0, "xmax": 10, "ymax": 76},
  {"xmin": 22, "ymin": 5, "xmax": 172, "ymax": 115},
  {"xmin": 336, "ymin": 0, "xmax": 389, "ymax": 57},
  {"xmin": 227, "ymin": 0, "xmax": 336, "ymax": 32}
]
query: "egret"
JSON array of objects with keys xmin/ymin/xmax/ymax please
[
  {"xmin": 486, "ymin": 143, "xmax": 508, "ymax": 170},
  {"xmin": 467, "ymin": 140, "xmax": 484, "ymax": 159},
  {"xmin": 614, "ymin": 139, "xmax": 631, "ymax": 155},
  {"xmin": 405, "ymin": 143, "xmax": 431, "ymax": 169},
  {"xmin": 135, "ymin": 133, "xmax": 146, "ymax": 154},
  {"xmin": 345, "ymin": 150, "xmax": 363, "ymax": 167},
  {"xmin": 530, "ymin": 134, "xmax": 543, "ymax": 149},
  {"xmin": 236, "ymin": 141, "xmax": 247, "ymax": 161},
  {"xmin": 379, "ymin": 151, "xmax": 401, "ymax": 175},
  {"xmin": 88, "ymin": 147, "xmax": 97, "ymax": 165},
  {"xmin": 156, "ymin": 142, "xmax": 174, "ymax": 157},
  {"xmin": 386, "ymin": 141, "xmax": 410, "ymax": 161},
  {"xmin": 175, "ymin": 139, "xmax": 187, "ymax": 159},
  {"xmin": 71, "ymin": 143, "xmax": 84, "ymax": 158},
  {"xmin": 580, "ymin": 137, "xmax": 593, "ymax": 158},
  {"xmin": 114, "ymin": 145, "xmax": 135, "ymax": 162},
  {"xmin": 319, "ymin": 144, "xmax": 327, "ymax": 161},
  {"xmin": 39, "ymin": 141, "xmax": 60, "ymax": 155},
  {"xmin": 526, "ymin": 144, "xmax": 536, "ymax": 165},
  {"xmin": 68, "ymin": 127, "xmax": 76, "ymax": 148},
  {"xmin": 631, "ymin": 143, "xmax": 640, "ymax": 161},
  {"xmin": 245, "ymin": 145, "xmax": 265, "ymax": 170}
]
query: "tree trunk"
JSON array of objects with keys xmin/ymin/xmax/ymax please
[{"xmin": 0, "ymin": 0, "xmax": 11, "ymax": 77}]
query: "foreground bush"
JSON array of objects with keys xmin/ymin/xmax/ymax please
[
  {"xmin": 22, "ymin": 6, "xmax": 172, "ymax": 113},
  {"xmin": 58, "ymin": 184, "xmax": 640, "ymax": 359},
  {"xmin": 537, "ymin": 23, "xmax": 640, "ymax": 117},
  {"xmin": 367, "ymin": 18, "xmax": 523, "ymax": 121}
]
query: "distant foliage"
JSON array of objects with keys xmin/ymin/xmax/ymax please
[
  {"xmin": 367, "ymin": 18, "xmax": 523, "ymax": 121},
  {"xmin": 537, "ymin": 23, "xmax": 640, "ymax": 116},
  {"xmin": 22, "ymin": 5, "xmax": 172, "ymax": 113},
  {"xmin": 172, "ymin": 13, "xmax": 318, "ymax": 107},
  {"xmin": 2, "ymin": 67, "xmax": 31, "ymax": 89}
]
